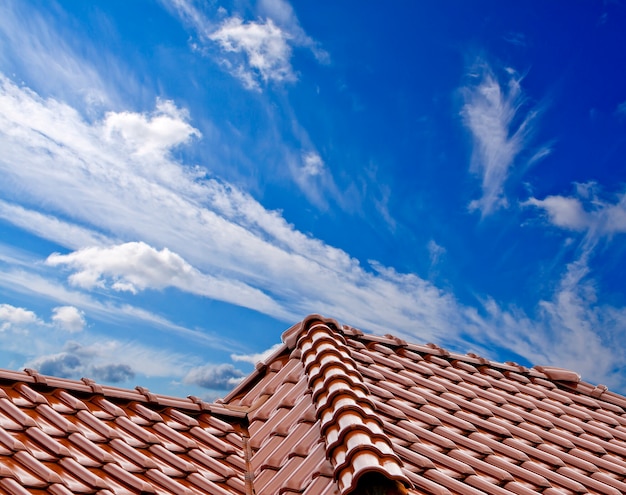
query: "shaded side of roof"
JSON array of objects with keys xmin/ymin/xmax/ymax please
[
  {"xmin": 0, "ymin": 369, "xmax": 249, "ymax": 495},
  {"xmin": 225, "ymin": 314, "xmax": 626, "ymax": 495}
]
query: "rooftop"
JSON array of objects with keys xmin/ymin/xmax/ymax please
[{"xmin": 1, "ymin": 314, "xmax": 625, "ymax": 494}]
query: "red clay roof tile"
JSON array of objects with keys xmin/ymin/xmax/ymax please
[{"xmin": 2, "ymin": 313, "xmax": 626, "ymax": 494}]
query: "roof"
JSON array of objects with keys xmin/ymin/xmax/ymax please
[{"xmin": 1, "ymin": 314, "xmax": 626, "ymax": 495}]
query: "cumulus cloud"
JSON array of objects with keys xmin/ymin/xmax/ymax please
[
  {"xmin": 461, "ymin": 62, "xmax": 547, "ymax": 216},
  {"xmin": 32, "ymin": 352, "xmax": 82, "ymax": 378},
  {"xmin": 103, "ymin": 99, "xmax": 201, "ymax": 157},
  {"xmin": 26, "ymin": 339, "xmax": 195, "ymax": 383},
  {"xmin": 523, "ymin": 182, "xmax": 626, "ymax": 237},
  {"xmin": 46, "ymin": 242, "xmax": 287, "ymax": 319},
  {"xmin": 91, "ymin": 363, "xmax": 134, "ymax": 383},
  {"xmin": 51, "ymin": 306, "xmax": 85, "ymax": 333},
  {"xmin": 0, "ymin": 303, "xmax": 41, "ymax": 332},
  {"xmin": 210, "ymin": 16, "xmax": 295, "ymax": 90},
  {"xmin": 183, "ymin": 363, "xmax": 245, "ymax": 389},
  {"xmin": 166, "ymin": 0, "xmax": 325, "ymax": 90},
  {"xmin": 30, "ymin": 352, "xmax": 134, "ymax": 383}
]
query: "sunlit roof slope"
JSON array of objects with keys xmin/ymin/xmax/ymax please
[{"xmin": 1, "ymin": 314, "xmax": 626, "ymax": 494}]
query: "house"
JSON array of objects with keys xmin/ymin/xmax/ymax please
[{"xmin": 0, "ymin": 314, "xmax": 625, "ymax": 495}]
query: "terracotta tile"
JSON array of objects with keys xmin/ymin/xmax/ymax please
[
  {"xmin": 569, "ymin": 448, "xmax": 626, "ymax": 475},
  {"xmin": 3, "ymin": 314, "xmax": 626, "ymax": 495},
  {"xmin": 404, "ymin": 471, "xmax": 452, "ymax": 495},
  {"xmin": 0, "ymin": 477, "xmax": 35, "ymax": 495},
  {"xmin": 557, "ymin": 466, "xmax": 621, "ymax": 495},
  {"xmin": 398, "ymin": 420, "xmax": 456, "ymax": 450},
  {"xmin": 423, "ymin": 469, "xmax": 487, "ymax": 495},
  {"xmin": 448, "ymin": 449, "xmax": 514, "ymax": 482},
  {"xmin": 25, "ymin": 427, "xmax": 71, "ymax": 457},
  {"xmin": 102, "ymin": 463, "xmax": 156, "ymax": 493},
  {"xmin": 546, "ymin": 428, "xmax": 605, "ymax": 454},
  {"xmin": 433, "ymin": 425, "xmax": 494, "ymax": 455},
  {"xmin": 411, "ymin": 443, "xmax": 475, "ymax": 476},
  {"xmin": 419, "ymin": 405, "xmax": 477, "ymax": 433},
  {"xmin": 35, "ymin": 405, "xmax": 79, "ymax": 435},
  {"xmin": 454, "ymin": 411, "xmax": 511, "ymax": 438},
  {"xmin": 503, "ymin": 481, "xmax": 549, "ymax": 495},
  {"xmin": 0, "ymin": 398, "xmax": 37, "ymax": 428},
  {"xmin": 516, "ymin": 422, "xmax": 577, "ymax": 448},
  {"xmin": 590, "ymin": 472, "xmax": 626, "ymax": 493},
  {"xmin": 536, "ymin": 444, "xmax": 598, "ymax": 473},
  {"xmin": 485, "ymin": 456, "xmax": 550, "ymax": 488},
  {"xmin": 465, "ymin": 475, "xmax": 520, "ymax": 495},
  {"xmin": 521, "ymin": 460, "xmax": 587, "ymax": 493},
  {"xmin": 476, "ymin": 437, "xmax": 532, "ymax": 462},
  {"xmin": 187, "ymin": 448, "xmax": 236, "ymax": 478},
  {"xmin": 57, "ymin": 457, "xmax": 108, "ymax": 489}
]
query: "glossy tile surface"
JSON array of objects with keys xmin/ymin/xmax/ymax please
[
  {"xmin": 0, "ymin": 371, "xmax": 248, "ymax": 495},
  {"xmin": 226, "ymin": 315, "xmax": 626, "ymax": 495},
  {"xmin": 1, "ymin": 314, "xmax": 626, "ymax": 495}
]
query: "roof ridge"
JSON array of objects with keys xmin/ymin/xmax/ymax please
[
  {"xmin": 294, "ymin": 317, "xmax": 411, "ymax": 495},
  {"xmin": 283, "ymin": 316, "xmax": 625, "ymax": 408}
]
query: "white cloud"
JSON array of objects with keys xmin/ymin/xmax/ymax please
[
  {"xmin": 257, "ymin": 0, "xmax": 329, "ymax": 63},
  {"xmin": 0, "ymin": 304, "xmax": 41, "ymax": 332},
  {"xmin": 1, "ymin": 73, "xmax": 625, "ymax": 391},
  {"xmin": 467, "ymin": 251, "xmax": 625, "ymax": 389},
  {"xmin": 51, "ymin": 306, "xmax": 85, "ymax": 333},
  {"xmin": 46, "ymin": 242, "xmax": 287, "ymax": 320},
  {"xmin": 231, "ymin": 343, "xmax": 283, "ymax": 364},
  {"xmin": 461, "ymin": 62, "xmax": 547, "ymax": 216},
  {"xmin": 0, "ymin": 200, "xmax": 111, "ymax": 250},
  {"xmin": 301, "ymin": 151, "xmax": 324, "ymax": 176},
  {"xmin": 427, "ymin": 240, "xmax": 446, "ymax": 267},
  {"xmin": 523, "ymin": 183, "xmax": 626, "ymax": 237},
  {"xmin": 103, "ymin": 99, "xmax": 201, "ymax": 157},
  {"xmin": 183, "ymin": 363, "xmax": 245, "ymax": 390},
  {"xmin": 210, "ymin": 16, "xmax": 295, "ymax": 90},
  {"xmin": 0, "ymin": 269, "xmax": 240, "ymax": 353},
  {"xmin": 165, "ymin": 0, "xmax": 326, "ymax": 90}
]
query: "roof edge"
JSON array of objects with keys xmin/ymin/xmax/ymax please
[{"xmin": 1, "ymin": 368, "xmax": 247, "ymax": 419}]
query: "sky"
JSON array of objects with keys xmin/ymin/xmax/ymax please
[{"xmin": 1, "ymin": 1, "xmax": 625, "ymax": 400}]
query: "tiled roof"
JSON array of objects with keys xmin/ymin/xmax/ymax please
[
  {"xmin": 0, "ymin": 369, "xmax": 249, "ymax": 495},
  {"xmin": 225, "ymin": 315, "xmax": 626, "ymax": 495},
  {"xmin": 1, "ymin": 314, "xmax": 626, "ymax": 495}
]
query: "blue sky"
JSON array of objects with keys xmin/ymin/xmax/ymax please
[{"xmin": 1, "ymin": 0, "xmax": 625, "ymax": 399}]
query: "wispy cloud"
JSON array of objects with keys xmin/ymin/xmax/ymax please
[
  {"xmin": 165, "ymin": 0, "xmax": 326, "ymax": 90},
  {"xmin": 523, "ymin": 182, "xmax": 626, "ymax": 238},
  {"xmin": 466, "ymin": 249, "xmax": 626, "ymax": 389},
  {"xmin": 1, "ymin": 72, "xmax": 625, "ymax": 392},
  {"xmin": 461, "ymin": 61, "xmax": 547, "ymax": 216},
  {"xmin": 231, "ymin": 343, "xmax": 283, "ymax": 364}
]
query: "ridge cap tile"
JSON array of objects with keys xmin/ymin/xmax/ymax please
[{"xmin": 295, "ymin": 319, "xmax": 411, "ymax": 494}]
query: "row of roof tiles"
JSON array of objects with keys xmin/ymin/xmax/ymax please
[{"xmin": 0, "ymin": 314, "xmax": 625, "ymax": 495}]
